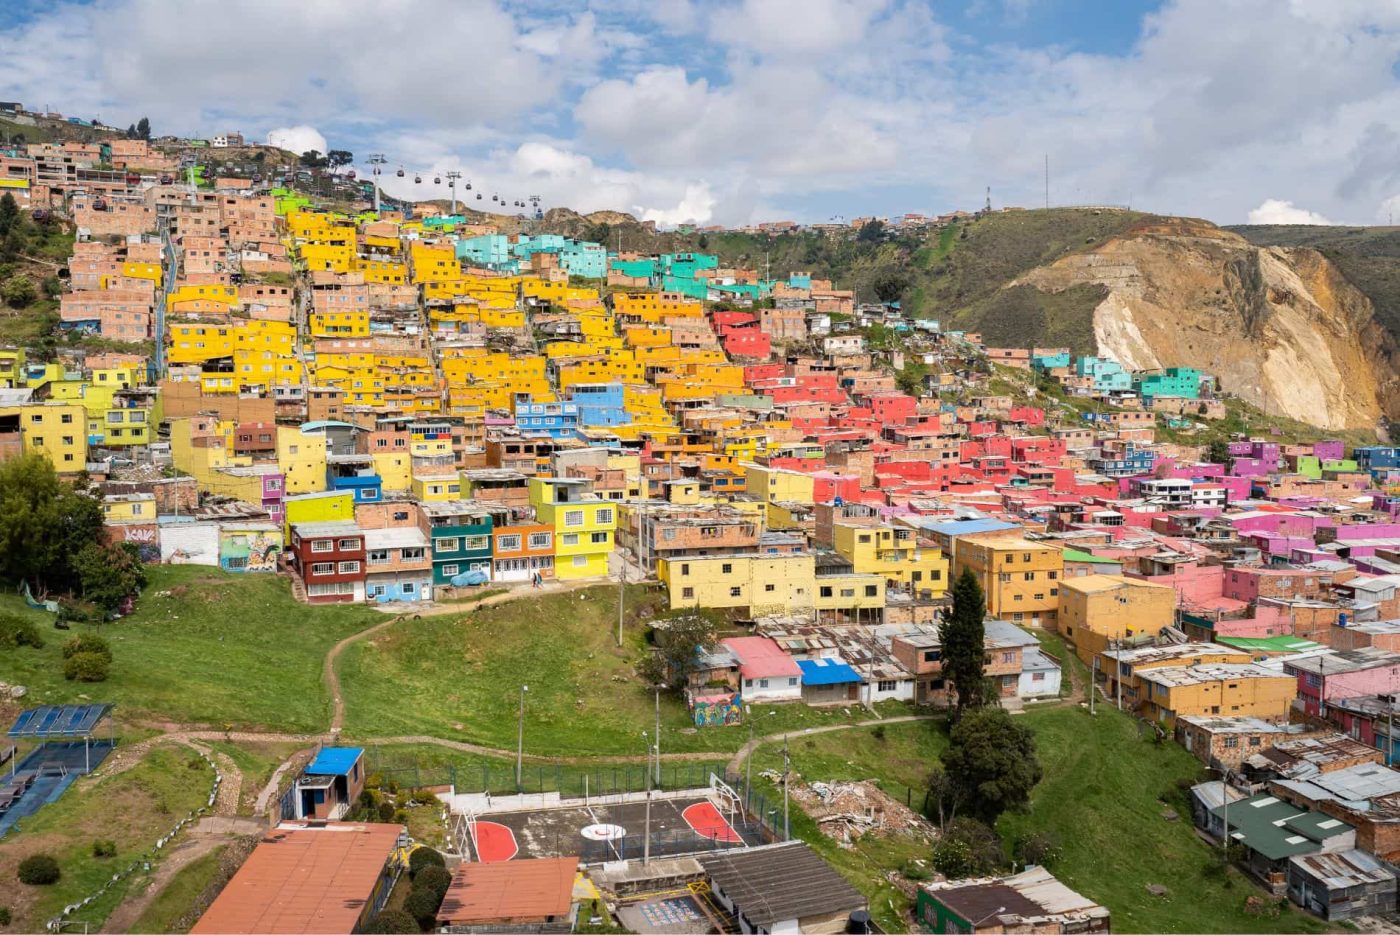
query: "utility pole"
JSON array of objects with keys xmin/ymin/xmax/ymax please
[
  {"xmin": 1115, "ymin": 639, "xmax": 1122, "ymax": 711},
  {"xmin": 782, "ymin": 734, "xmax": 791, "ymax": 842},
  {"xmin": 1090, "ymin": 654, "xmax": 1097, "ymax": 715},
  {"xmin": 745, "ymin": 717, "xmax": 754, "ymax": 802},
  {"xmin": 1219, "ymin": 766, "xmax": 1231, "ymax": 852},
  {"xmin": 617, "ymin": 562, "xmax": 626, "ymax": 647},
  {"xmin": 515, "ymin": 684, "xmax": 528, "ymax": 792},
  {"xmin": 643, "ymin": 733, "xmax": 653, "ymax": 866},
  {"xmin": 654, "ymin": 688, "xmax": 662, "ymax": 786}
]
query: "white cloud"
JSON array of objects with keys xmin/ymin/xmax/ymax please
[
  {"xmin": 1247, "ymin": 199, "xmax": 1334, "ymax": 225},
  {"xmin": 266, "ymin": 126, "xmax": 327, "ymax": 157}
]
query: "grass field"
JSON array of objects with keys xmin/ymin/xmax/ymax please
[
  {"xmin": 0, "ymin": 565, "xmax": 382, "ymax": 733},
  {"xmin": 337, "ymin": 585, "xmax": 904, "ymax": 755},
  {"xmin": 127, "ymin": 844, "xmax": 229, "ymax": 935},
  {"xmin": 1000, "ymin": 706, "xmax": 1325, "ymax": 934},
  {"xmin": 0, "ymin": 746, "xmax": 214, "ymax": 932},
  {"xmin": 202, "ymin": 739, "xmax": 312, "ymax": 813}
]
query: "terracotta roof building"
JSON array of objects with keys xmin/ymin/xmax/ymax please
[
  {"xmin": 191, "ymin": 821, "xmax": 402, "ymax": 934},
  {"xmin": 437, "ymin": 856, "xmax": 579, "ymax": 932}
]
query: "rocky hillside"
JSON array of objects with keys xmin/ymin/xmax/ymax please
[{"xmin": 1002, "ymin": 217, "xmax": 1400, "ymax": 432}]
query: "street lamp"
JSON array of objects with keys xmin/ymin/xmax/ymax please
[
  {"xmin": 516, "ymin": 684, "xmax": 529, "ymax": 792},
  {"xmin": 971, "ymin": 906, "xmax": 1007, "ymax": 929}
]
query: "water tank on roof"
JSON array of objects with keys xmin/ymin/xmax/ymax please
[{"xmin": 1339, "ymin": 613, "xmax": 1348, "ymax": 627}]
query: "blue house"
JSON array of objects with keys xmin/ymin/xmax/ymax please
[
  {"xmin": 568, "ymin": 383, "xmax": 631, "ymax": 428},
  {"xmin": 1075, "ymin": 356, "xmax": 1132, "ymax": 393},
  {"xmin": 514, "ymin": 397, "xmax": 580, "ymax": 439},
  {"xmin": 326, "ymin": 455, "xmax": 382, "ymax": 503},
  {"xmin": 797, "ymin": 657, "xmax": 862, "ymax": 705},
  {"xmin": 290, "ymin": 746, "xmax": 366, "ymax": 820}
]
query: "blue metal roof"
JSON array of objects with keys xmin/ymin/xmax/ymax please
[
  {"xmin": 8, "ymin": 704, "xmax": 112, "ymax": 737},
  {"xmin": 926, "ymin": 518, "xmax": 1017, "ymax": 536},
  {"xmin": 305, "ymin": 746, "xmax": 364, "ymax": 776},
  {"xmin": 796, "ymin": 658, "xmax": 862, "ymax": 686}
]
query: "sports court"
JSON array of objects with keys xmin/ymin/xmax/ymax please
[{"xmin": 462, "ymin": 791, "xmax": 770, "ymax": 864}]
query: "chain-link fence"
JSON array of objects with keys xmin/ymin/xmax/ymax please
[{"xmin": 365, "ymin": 754, "xmax": 733, "ymax": 799}]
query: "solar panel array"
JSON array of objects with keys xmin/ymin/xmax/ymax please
[{"xmin": 7, "ymin": 704, "xmax": 113, "ymax": 737}]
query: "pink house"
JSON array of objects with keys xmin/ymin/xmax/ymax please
[
  {"xmin": 1287, "ymin": 648, "xmax": 1400, "ymax": 717},
  {"xmin": 721, "ymin": 636, "xmax": 802, "ymax": 703}
]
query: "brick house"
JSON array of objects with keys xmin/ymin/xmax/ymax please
[{"xmin": 289, "ymin": 520, "xmax": 366, "ymax": 603}]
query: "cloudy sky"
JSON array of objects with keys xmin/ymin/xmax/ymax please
[{"xmin": 4, "ymin": 0, "xmax": 1400, "ymax": 227}]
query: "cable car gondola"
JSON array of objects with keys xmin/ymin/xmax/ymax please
[
  {"xmin": 434, "ymin": 176, "xmax": 441, "ymax": 185},
  {"xmin": 476, "ymin": 193, "xmax": 483, "ymax": 200},
  {"xmin": 414, "ymin": 175, "xmax": 422, "ymax": 184},
  {"xmin": 465, "ymin": 182, "xmax": 472, "ymax": 190},
  {"xmin": 396, "ymin": 168, "xmax": 405, "ymax": 178},
  {"xmin": 347, "ymin": 170, "xmax": 356, "ymax": 180}
]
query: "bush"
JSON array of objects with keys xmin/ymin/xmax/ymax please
[
  {"xmin": 91, "ymin": 839, "xmax": 117, "ymax": 858},
  {"xmin": 404, "ymin": 885, "xmax": 444, "ymax": 930},
  {"xmin": 63, "ymin": 650, "xmax": 110, "ymax": 682},
  {"xmin": 0, "ymin": 906, "xmax": 11, "ymax": 926},
  {"xmin": 414, "ymin": 865, "xmax": 453, "ymax": 901},
  {"xmin": 0, "ymin": 613, "xmax": 42, "ymax": 649},
  {"xmin": 362, "ymin": 909, "xmax": 419, "ymax": 934},
  {"xmin": 64, "ymin": 633, "xmax": 112, "ymax": 661},
  {"xmin": 1, "ymin": 275, "xmax": 36, "ymax": 309},
  {"xmin": 18, "ymin": 854, "xmax": 60, "ymax": 885},
  {"xmin": 1013, "ymin": 831, "xmax": 1061, "ymax": 868},
  {"xmin": 930, "ymin": 818, "xmax": 1004, "ymax": 880},
  {"xmin": 408, "ymin": 846, "xmax": 445, "ymax": 878},
  {"xmin": 377, "ymin": 800, "xmax": 396, "ymax": 822}
]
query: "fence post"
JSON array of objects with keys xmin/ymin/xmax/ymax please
[{"xmin": 481, "ymin": 763, "xmax": 488, "ymax": 793}]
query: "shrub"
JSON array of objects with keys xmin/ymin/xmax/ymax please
[
  {"xmin": 414, "ymin": 865, "xmax": 453, "ymax": 901},
  {"xmin": 64, "ymin": 633, "xmax": 112, "ymax": 661},
  {"xmin": 0, "ymin": 613, "xmax": 42, "ymax": 649},
  {"xmin": 1013, "ymin": 831, "xmax": 1061, "ymax": 868},
  {"xmin": 930, "ymin": 818, "xmax": 1004, "ymax": 880},
  {"xmin": 408, "ymin": 846, "xmax": 445, "ymax": 878},
  {"xmin": 872, "ymin": 724, "xmax": 886, "ymax": 742},
  {"xmin": 0, "ymin": 906, "xmax": 11, "ymax": 926},
  {"xmin": 18, "ymin": 854, "xmax": 60, "ymax": 885},
  {"xmin": 63, "ymin": 651, "xmax": 110, "ymax": 682},
  {"xmin": 91, "ymin": 839, "xmax": 117, "ymax": 858},
  {"xmin": 362, "ymin": 909, "xmax": 419, "ymax": 934},
  {"xmin": 377, "ymin": 800, "xmax": 396, "ymax": 822},
  {"xmin": 404, "ymin": 885, "xmax": 444, "ymax": 930}
]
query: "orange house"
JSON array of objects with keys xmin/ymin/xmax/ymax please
[{"xmin": 492, "ymin": 522, "xmax": 554, "ymax": 583}]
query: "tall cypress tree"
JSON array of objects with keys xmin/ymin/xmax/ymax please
[{"xmin": 940, "ymin": 567, "xmax": 991, "ymax": 716}]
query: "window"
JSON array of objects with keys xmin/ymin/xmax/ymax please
[
  {"xmin": 840, "ymin": 588, "xmax": 855, "ymax": 598},
  {"xmin": 721, "ymin": 563, "xmax": 733, "ymax": 574},
  {"xmin": 528, "ymin": 532, "xmax": 551, "ymax": 549},
  {"xmin": 463, "ymin": 535, "xmax": 488, "ymax": 551},
  {"xmin": 859, "ymin": 534, "xmax": 871, "ymax": 544},
  {"xmin": 680, "ymin": 563, "xmax": 690, "ymax": 576},
  {"xmin": 765, "ymin": 583, "xmax": 775, "ymax": 592},
  {"xmin": 401, "ymin": 548, "xmax": 424, "ymax": 561},
  {"xmin": 1013, "ymin": 594, "xmax": 1022, "ymax": 601},
  {"xmin": 1033, "ymin": 593, "xmax": 1044, "ymax": 601},
  {"xmin": 307, "ymin": 581, "xmax": 354, "ymax": 596},
  {"xmin": 998, "ymin": 573, "xmax": 1011, "ymax": 582},
  {"xmin": 368, "ymin": 550, "xmax": 390, "ymax": 565},
  {"xmin": 596, "ymin": 507, "xmax": 613, "ymax": 524},
  {"xmin": 1224, "ymin": 737, "xmax": 1239, "ymax": 749},
  {"xmin": 730, "ymin": 586, "xmax": 742, "ymax": 597},
  {"xmin": 442, "ymin": 564, "xmax": 460, "ymax": 576},
  {"xmin": 60, "ymin": 413, "xmax": 72, "ymax": 424},
  {"xmin": 311, "ymin": 539, "xmax": 334, "ymax": 552},
  {"xmin": 338, "ymin": 561, "xmax": 360, "ymax": 574},
  {"xmin": 923, "ymin": 650, "xmax": 940, "ymax": 662},
  {"xmin": 1023, "ymin": 572, "xmax": 1035, "ymax": 581},
  {"xmin": 1012, "ymin": 612, "xmax": 1024, "ymax": 622},
  {"xmin": 1032, "ymin": 672, "xmax": 1045, "ymax": 682},
  {"xmin": 591, "ymin": 531, "xmax": 608, "ymax": 544},
  {"xmin": 338, "ymin": 538, "xmax": 359, "ymax": 551},
  {"xmin": 788, "ymin": 677, "xmax": 798, "ymax": 687},
  {"xmin": 1048, "ymin": 570, "xmax": 1058, "ymax": 580},
  {"xmin": 759, "ymin": 679, "xmax": 769, "ymax": 689},
  {"xmin": 497, "ymin": 534, "xmax": 521, "ymax": 552},
  {"xmin": 564, "ymin": 510, "xmax": 585, "ymax": 527},
  {"xmin": 562, "ymin": 533, "xmax": 579, "ymax": 546},
  {"xmin": 1001, "ymin": 651, "xmax": 1015, "ymax": 663},
  {"xmin": 864, "ymin": 585, "xmax": 877, "ymax": 597},
  {"xmin": 393, "ymin": 511, "xmax": 409, "ymax": 521},
  {"xmin": 437, "ymin": 537, "xmax": 459, "ymax": 552},
  {"xmin": 682, "ymin": 587, "xmax": 695, "ymax": 599},
  {"xmin": 310, "ymin": 562, "xmax": 334, "ymax": 575},
  {"xmin": 877, "ymin": 679, "xmax": 897, "ymax": 692},
  {"xmin": 572, "ymin": 555, "xmax": 588, "ymax": 566},
  {"xmin": 819, "ymin": 586, "xmax": 833, "ymax": 598}
]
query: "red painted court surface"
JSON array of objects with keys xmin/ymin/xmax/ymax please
[
  {"xmin": 466, "ymin": 795, "xmax": 768, "ymax": 862},
  {"xmin": 682, "ymin": 801, "xmax": 743, "ymax": 843},
  {"xmin": 472, "ymin": 820, "xmax": 519, "ymax": 862}
]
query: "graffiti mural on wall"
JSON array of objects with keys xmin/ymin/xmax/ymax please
[
  {"xmin": 115, "ymin": 524, "xmax": 160, "ymax": 563},
  {"xmin": 688, "ymin": 691, "xmax": 744, "ymax": 727},
  {"xmin": 219, "ymin": 528, "xmax": 282, "ymax": 573}
]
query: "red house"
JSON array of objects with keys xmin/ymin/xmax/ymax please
[{"xmin": 289, "ymin": 520, "xmax": 366, "ymax": 603}]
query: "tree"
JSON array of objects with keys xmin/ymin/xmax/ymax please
[
  {"xmin": 404, "ymin": 885, "xmax": 444, "ymax": 930},
  {"xmin": 896, "ymin": 361, "xmax": 930, "ymax": 397},
  {"xmin": 0, "ymin": 193, "xmax": 19, "ymax": 239},
  {"xmin": 924, "ymin": 766, "xmax": 963, "ymax": 832},
  {"xmin": 0, "ymin": 454, "xmax": 104, "ymax": 594},
  {"xmin": 299, "ymin": 150, "xmax": 327, "ymax": 168},
  {"xmin": 856, "ymin": 218, "xmax": 885, "ymax": 243},
  {"xmin": 1207, "ymin": 438, "xmax": 1231, "ymax": 466},
  {"xmin": 326, "ymin": 149, "xmax": 354, "ymax": 169},
  {"xmin": 939, "ymin": 568, "xmax": 992, "ymax": 714},
  {"xmin": 637, "ymin": 613, "xmax": 719, "ymax": 693},
  {"xmin": 1, "ymin": 275, "xmax": 36, "ymax": 309},
  {"xmin": 72, "ymin": 541, "xmax": 147, "ymax": 612},
  {"xmin": 408, "ymin": 846, "xmax": 445, "ymax": 878},
  {"xmin": 941, "ymin": 706, "xmax": 1043, "ymax": 826},
  {"xmin": 125, "ymin": 123, "xmax": 137, "ymax": 140},
  {"xmin": 136, "ymin": 117, "xmax": 151, "ymax": 140},
  {"xmin": 930, "ymin": 817, "xmax": 1005, "ymax": 879},
  {"xmin": 363, "ymin": 910, "xmax": 419, "ymax": 934}
]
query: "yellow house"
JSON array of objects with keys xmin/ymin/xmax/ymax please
[
  {"xmin": 529, "ymin": 477, "xmax": 616, "ymax": 580},
  {"xmin": 1058, "ymin": 574, "xmax": 1177, "ymax": 664},
  {"xmin": 658, "ymin": 552, "xmax": 885, "ymax": 619},
  {"xmin": 277, "ymin": 426, "xmax": 328, "ymax": 495},
  {"xmin": 372, "ymin": 451, "xmax": 412, "ymax": 493},
  {"xmin": 1135, "ymin": 662, "xmax": 1296, "ymax": 725},
  {"xmin": 744, "ymin": 463, "xmax": 816, "ymax": 504},
  {"xmin": 832, "ymin": 522, "xmax": 949, "ymax": 597},
  {"xmin": 282, "ymin": 490, "xmax": 355, "ymax": 542},
  {"xmin": 0, "ymin": 402, "xmax": 88, "ymax": 471},
  {"xmin": 411, "ymin": 474, "xmax": 462, "ymax": 501},
  {"xmin": 0, "ymin": 349, "xmax": 25, "ymax": 387},
  {"xmin": 101, "ymin": 493, "xmax": 155, "ymax": 523},
  {"xmin": 955, "ymin": 536, "xmax": 1065, "ymax": 626}
]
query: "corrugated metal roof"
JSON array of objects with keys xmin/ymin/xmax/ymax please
[
  {"xmin": 305, "ymin": 747, "xmax": 363, "ymax": 777},
  {"xmin": 796, "ymin": 658, "xmax": 862, "ymax": 685}
]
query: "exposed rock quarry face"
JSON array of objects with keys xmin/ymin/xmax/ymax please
[{"xmin": 1012, "ymin": 218, "xmax": 1400, "ymax": 432}]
